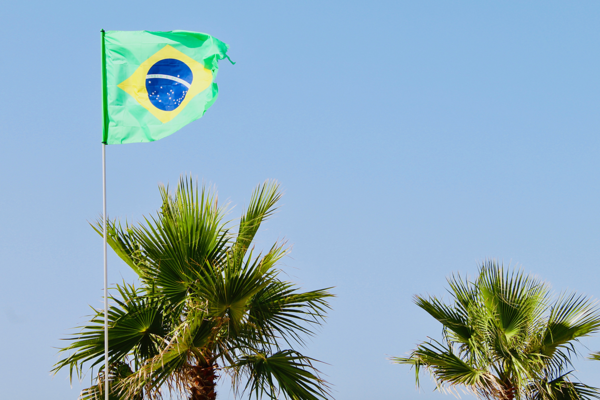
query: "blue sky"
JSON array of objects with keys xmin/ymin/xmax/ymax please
[{"xmin": 2, "ymin": 1, "xmax": 600, "ymax": 399}]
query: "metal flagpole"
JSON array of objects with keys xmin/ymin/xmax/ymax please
[
  {"xmin": 100, "ymin": 29, "xmax": 109, "ymax": 400},
  {"xmin": 102, "ymin": 143, "xmax": 109, "ymax": 400}
]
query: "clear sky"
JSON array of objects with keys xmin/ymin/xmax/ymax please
[{"xmin": 2, "ymin": 1, "xmax": 600, "ymax": 399}]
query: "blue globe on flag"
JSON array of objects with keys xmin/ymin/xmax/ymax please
[{"xmin": 146, "ymin": 59, "xmax": 194, "ymax": 111}]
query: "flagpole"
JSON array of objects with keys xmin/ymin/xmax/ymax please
[
  {"xmin": 100, "ymin": 28, "xmax": 109, "ymax": 400},
  {"xmin": 102, "ymin": 142, "xmax": 109, "ymax": 400}
]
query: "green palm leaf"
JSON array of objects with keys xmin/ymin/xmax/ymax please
[
  {"xmin": 234, "ymin": 180, "xmax": 281, "ymax": 260},
  {"xmin": 53, "ymin": 284, "xmax": 166, "ymax": 382},
  {"xmin": 54, "ymin": 176, "xmax": 333, "ymax": 400},
  {"xmin": 415, "ymin": 296, "xmax": 473, "ymax": 344},
  {"xmin": 79, "ymin": 362, "xmax": 141, "ymax": 400},
  {"xmin": 248, "ymin": 282, "xmax": 333, "ymax": 346},
  {"xmin": 530, "ymin": 374, "xmax": 600, "ymax": 400},
  {"xmin": 541, "ymin": 293, "xmax": 600, "ymax": 358},
  {"xmin": 394, "ymin": 261, "xmax": 600, "ymax": 400},
  {"xmin": 394, "ymin": 339, "xmax": 497, "ymax": 396},
  {"xmin": 234, "ymin": 350, "xmax": 330, "ymax": 400}
]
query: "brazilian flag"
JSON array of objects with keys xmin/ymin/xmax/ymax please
[{"xmin": 101, "ymin": 30, "xmax": 232, "ymax": 144}]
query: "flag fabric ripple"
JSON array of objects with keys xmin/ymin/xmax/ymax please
[{"xmin": 102, "ymin": 30, "xmax": 232, "ymax": 145}]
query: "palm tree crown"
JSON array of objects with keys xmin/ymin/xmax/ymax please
[
  {"xmin": 53, "ymin": 178, "xmax": 333, "ymax": 400},
  {"xmin": 394, "ymin": 261, "xmax": 600, "ymax": 400}
]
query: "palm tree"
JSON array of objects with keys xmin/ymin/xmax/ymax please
[
  {"xmin": 393, "ymin": 261, "xmax": 600, "ymax": 400},
  {"xmin": 53, "ymin": 177, "xmax": 333, "ymax": 400}
]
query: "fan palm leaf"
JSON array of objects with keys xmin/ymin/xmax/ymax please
[
  {"xmin": 233, "ymin": 350, "xmax": 330, "ymax": 400},
  {"xmin": 394, "ymin": 261, "xmax": 600, "ymax": 400},
  {"xmin": 54, "ymin": 177, "xmax": 333, "ymax": 400}
]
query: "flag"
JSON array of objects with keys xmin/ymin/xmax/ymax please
[{"xmin": 101, "ymin": 30, "xmax": 233, "ymax": 144}]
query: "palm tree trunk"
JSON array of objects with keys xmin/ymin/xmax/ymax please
[
  {"xmin": 189, "ymin": 361, "xmax": 217, "ymax": 400},
  {"xmin": 504, "ymin": 385, "xmax": 515, "ymax": 400}
]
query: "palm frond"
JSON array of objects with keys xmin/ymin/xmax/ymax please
[
  {"xmin": 394, "ymin": 339, "xmax": 497, "ymax": 395},
  {"xmin": 446, "ymin": 273, "xmax": 477, "ymax": 318},
  {"xmin": 530, "ymin": 373, "xmax": 600, "ymax": 400},
  {"xmin": 232, "ymin": 349, "xmax": 330, "ymax": 400},
  {"xmin": 190, "ymin": 249, "xmax": 274, "ymax": 336},
  {"xmin": 55, "ymin": 177, "xmax": 333, "ymax": 400},
  {"xmin": 478, "ymin": 262, "xmax": 548, "ymax": 345},
  {"xmin": 395, "ymin": 261, "xmax": 600, "ymax": 400},
  {"xmin": 79, "ymin": 361, "xmax": 141, "ymax": 400},
  {"xmin": 234, "ymin": 181, "xmax": 282, "ymax": 260},
  {"xmin": 117, "ymin": 315, "xmax": 213, "ymax": 400},
  {"xmin": 52, "ymin": 283, "xmax": 166, "ymax": 382},
  {"xmin": 130, "ymin": 177, "xmax": 230, "ymax": 304},
  {"xmin": 541, "ymin": 293, "xmax": 600, "ymax": 358},
  {"xmin": 92, "ymin": 219, "xmax": 145, "ymax": 278},
  {"xmin": 415, "ymin": 295, "xmax": 473, "ymax": 344},
  {"xmin": 247, "ymin": 281, "xmax": 333, "ymax": 346}
]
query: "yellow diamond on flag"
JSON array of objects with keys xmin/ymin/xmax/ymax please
[{"xmin": 118, "ymin": 45, "xmax": 213, "ymax": 124}]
